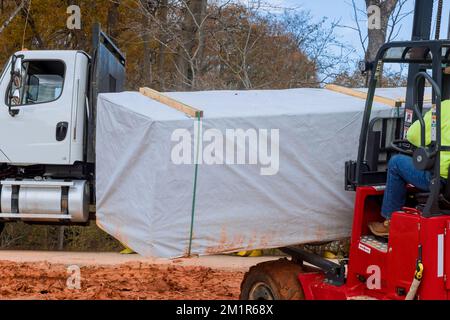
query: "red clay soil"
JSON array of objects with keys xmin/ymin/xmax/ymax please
[{"xmin": 0, "ymin": 261, "xmax": 244, "ymax": 300}]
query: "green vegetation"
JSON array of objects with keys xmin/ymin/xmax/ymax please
[{"xmin": 0, "ymin": 222, "xmax": 122, "ymax": 251}]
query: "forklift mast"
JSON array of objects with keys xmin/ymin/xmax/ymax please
[{"xmin": 403, "ymin": 0, "xmax": 434, "ymax": 135}]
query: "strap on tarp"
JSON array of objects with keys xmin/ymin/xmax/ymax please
[{"xmin": 188, "ymin": 114, "xmax": 201, "ymax": 256}]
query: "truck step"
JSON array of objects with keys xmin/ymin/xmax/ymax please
[
  {"xmin": 360, "ymin": 235, "xmax": 388, "ymax": 253},
  {"xmin": 0, "ymin": 213, "xmax": 71, "ymax": 220},
  {"xmin": 347, "ymin": 295, "xmax": 378, "ymax": 300}
]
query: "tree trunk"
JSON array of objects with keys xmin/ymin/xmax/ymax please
[
  {"xmin": 17, "ymin": 0, "xmax": 45, "ymax": 49},
  {"xmin": 195, "ymin": 0, "xmax": 207, "ymax": 85},
  {"xmin": 157, "ymin": 0, "xmax": 168, "ymax": 90},
  {"xmin": 365, "ymin": 0, "xmax": 398, "ymax": 61},
  {"xmin": 57, "ymin": 226, "xmax": 65, "ymax": 251},
  {"xmin": 0, "ymin": 1, "xmax": 24, "ymax": 36},
  {"xmin": 365, "ymin": 0, "xmax": 398, "ymax": 86},
  {"xmin": 177, "ymin": 0, "xmax": 207, "ymax": 90},
  {"xmin": 142, "ymin": 15, "xmax": 153, "ymax": 87},
  {"xmin": 141, "ymin": 1, "xmax": 157, "ymax": 87},
  {"xmin": 107, "ymin": 1, "xmax": 121, "ymax": 39}
]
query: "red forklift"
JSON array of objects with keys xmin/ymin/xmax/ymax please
[{"xmin": 240, "ymin": 0, "xmax": 450, "ymax": 300}]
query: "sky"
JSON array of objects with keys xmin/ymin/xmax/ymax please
[{"xmin": 267, "ymin": 0, "xmax": 450, "ymax": 60}]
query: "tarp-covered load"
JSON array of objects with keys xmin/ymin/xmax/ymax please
[{"xmin": 95, "ymin": 88, "xmax": 396, "ymax": 258}]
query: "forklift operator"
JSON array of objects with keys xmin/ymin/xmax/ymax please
[{"xmin": 369, "ymin": 100, "xmax": 450, "ymax": 237}]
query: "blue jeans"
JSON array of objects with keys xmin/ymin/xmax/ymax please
[{"xmin": 381, "ymin": 155, "xmax": 432, "ymax": 219}]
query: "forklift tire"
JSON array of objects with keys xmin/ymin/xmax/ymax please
[{"xmin": 240, "ymin": 258, "xmax": 305, "ymax": 300}]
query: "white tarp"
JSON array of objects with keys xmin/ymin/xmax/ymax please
[{"xmin": 95, "ymin": 88, "xmax": 394, "ymax": 258}]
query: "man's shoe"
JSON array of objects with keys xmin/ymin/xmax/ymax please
[{"xmin": 368, "ymin": 220, "xmax": 390, "ymax": 237}]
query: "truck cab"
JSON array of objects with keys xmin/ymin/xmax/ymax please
[
  {"xmin": 0, "ymin": 50, "xmax": 89, "ymax": 165},
  {"xmin": 0, "ymin": 24, "xmax": 125, "ymax": 226}
]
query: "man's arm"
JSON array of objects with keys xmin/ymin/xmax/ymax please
[{"xmin": 407, "ymin": 110, "xmax": 432, "ymax": 147}]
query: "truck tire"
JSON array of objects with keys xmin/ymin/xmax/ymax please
[
  {"xmin": 240, "ymin": 258, "xmax": 305, "ymax": 300},
  {"xmin": 0, "ymin": 223, "xmax": 4, "ymax": 236}
]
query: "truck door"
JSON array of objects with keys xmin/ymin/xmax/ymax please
[{"xmin": 0, "ymin": 54, "xmax": 74, "ymax": 165}]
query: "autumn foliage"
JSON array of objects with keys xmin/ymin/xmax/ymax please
[{"xmin": 0, "ymin": 0, "xmax": 323, "ymax": 91}]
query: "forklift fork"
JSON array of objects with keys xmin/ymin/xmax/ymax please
[{"xmin": 281, "ymin": 246, "xmax": 346, "ymax": 286}]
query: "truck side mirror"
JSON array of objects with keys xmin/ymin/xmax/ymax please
[
  {"xmin": 11, "ymin": 89, "xmax": 21, "ymax": 105},
  {"xmin": 7, "ymin": 54, "xmax": 25, "ymax": 116}
]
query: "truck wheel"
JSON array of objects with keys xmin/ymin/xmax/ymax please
[
  {"xmin": 0, "ymin": 223, "xmax": 4, "ymax": 236},
  {"xmin": 240, "ymin": 258, "xmax": 305, "ymax": 300}
]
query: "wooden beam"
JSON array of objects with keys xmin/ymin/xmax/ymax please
[
  {"xmin": 325, "ymin": 84, "xmax": 403, "ymax": 108},
  {"xmin": 139, "ymin": 87, "xmax": 204, "ymax": 118},
  {"xmin": 396, "ymin": 96, "xmax": 432, "ymax": 104}
]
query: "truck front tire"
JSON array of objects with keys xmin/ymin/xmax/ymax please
[{"xmin": 240, "ymin": 259, "xmax": 305, "ymax": 300}]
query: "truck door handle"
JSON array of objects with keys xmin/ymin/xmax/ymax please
[{"xmin": 56, "ymin": 122, "xmax": 69, "ymax": 141}]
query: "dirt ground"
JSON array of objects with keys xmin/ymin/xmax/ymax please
[{"xmin": 0, "ymin": 260, "xmax": 244, "ymax": 300}]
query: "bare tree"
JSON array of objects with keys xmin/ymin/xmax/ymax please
[
  {"xmin": 339, "ymin": 0, "xmax": 412, "ymax": 60},
  {"xmin": 365, "ymin": 0, "xmax": 398, "ymax": 62},
  {"xmin": 157, "ymin": 0, "xmax": 168, "ymax": 89},
  {"xmin": 0, "ymin": 0, "xmax": 24, "ymax": 36},
  {"xmin": 128, "ymin": 0, "xmax": 209, "ymax": 89},
  {"xmin": 386, "ymin": 0, "xmax": 414, "ymax": 42},
  {"xmin": 177, "ymin": 0, "xmax": 207, "ymax": 89},
  {"xmin": 16, "ymin": 0, "xmax": 45, "ymax": 48},
  {"xmin": 122, "ymin": 0, "xmax": 345, "ymax": 90},
  {"xmin": 107, "ymin": 0, "xmax": 121, "ymax": 39},
  {"xmin": 338, "ymin": 0, "xmax": 413, "ymax": 86},
  {"xmin": 281, "ymin": 11, "xmax": 353, "ymax": 85},
  {"xmin": 140, "ymin": 1, "xmax": 159, "ymax": 87}
]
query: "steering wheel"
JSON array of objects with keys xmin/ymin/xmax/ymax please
[{"xmin": 390, "ymin": 139, "xmax": 415, "ymax": 156}]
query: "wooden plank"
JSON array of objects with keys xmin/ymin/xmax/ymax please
[
  {"xmin": 139, "ymin": 87, "xmax": 204, "ymax": 118},
  {"xmin": 396, "ymin": 96, "xmax": 432, "ymax": 104},
  {"xmin": 325, "ymin": 84, "xmax": 403, "ymax": 108}
]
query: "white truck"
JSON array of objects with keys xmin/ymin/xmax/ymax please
[{"xmin": 0, "ymin": 24, "xmax": 125, "ymax": 232}]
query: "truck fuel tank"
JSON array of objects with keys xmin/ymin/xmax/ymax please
[{"xmin": 0, "ymin": 179, "xmax": 89, "ymax": 223}]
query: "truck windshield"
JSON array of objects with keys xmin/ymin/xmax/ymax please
[{"xmin": 12, "ymin": 60, "xmax": 65, "ymax": 105}]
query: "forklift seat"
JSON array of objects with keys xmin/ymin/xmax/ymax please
[{"xmin": 414, "ymin": 166, "xmax": 450, "ymax": 209}]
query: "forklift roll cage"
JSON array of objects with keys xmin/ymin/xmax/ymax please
[{"xmin": 347, "ymin": 39, "xmax": 450, "ymax": 217}]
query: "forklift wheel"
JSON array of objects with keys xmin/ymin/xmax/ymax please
[{"xmin": 240, "ymin": 258, "xmax": 305, "ymax": 300}]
